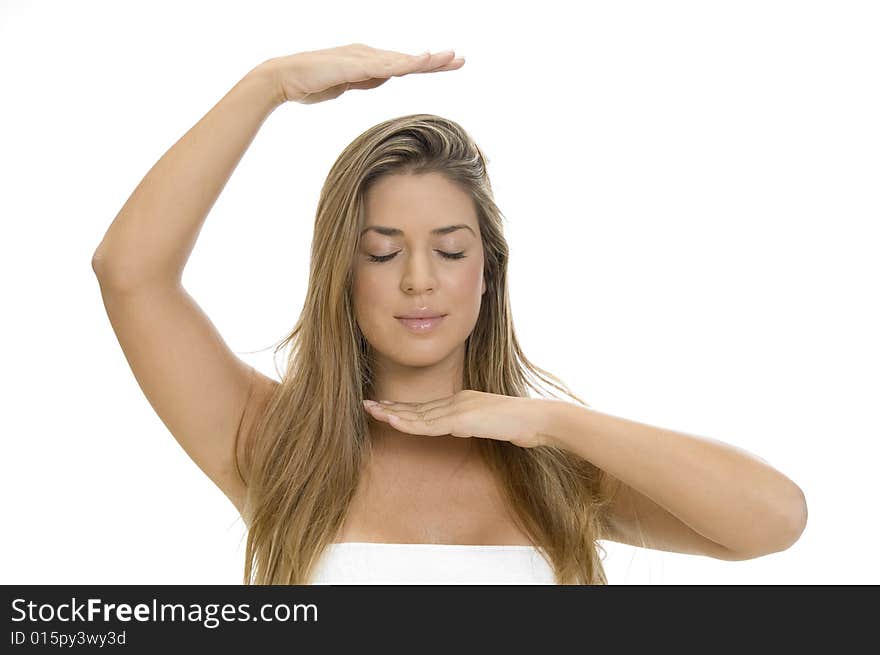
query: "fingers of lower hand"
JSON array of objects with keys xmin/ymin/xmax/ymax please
[{"xmin": 363, "ymin": 403, "xmax": 447, "ymax": 431}]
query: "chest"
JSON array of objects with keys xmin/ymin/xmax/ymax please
[{"xmin": 333, "ymin": 452, "xmax": 533, "ymax": 546}]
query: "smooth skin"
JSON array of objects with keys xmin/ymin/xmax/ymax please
[
  {"xmin": 366, "ymin": 391, "xmax": 808, "ymax": 559},
  {"xmin": 92, "ymin": 44, "xmax": 463, "ymax": 516}
]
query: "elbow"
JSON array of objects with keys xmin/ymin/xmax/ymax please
[
  {"xmin": 765, "ymin": 484, "xmax": 809, "ymax": 557},
  {"xmin": 91, "ymin": 246, "xmax": 119, "ymax": 279},
  {"xmin": 773, "ymin": 482, "xmax": 808, "ymax": 553},
  {"xmin": 91, "ymin": 250, "xmax": 121, "ymax": 289},
  {"xmin": 91, "ymin": 249, "xmax": 178, "ymax": 291},
  {"xmin": 726, "ymin": 485, "xmax": 808, "ymax": 561},
  {"xmin": 781, "ymin": 484, "xmax": 808, "ymax": 550},
  {"xmin": 91, "ymin": 250, "xmax": 107, "ymax": 277}
]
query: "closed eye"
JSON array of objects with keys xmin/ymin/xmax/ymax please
[{"xmin": 367, "ymin": 251, "xmax": 466, "ymax": 263}]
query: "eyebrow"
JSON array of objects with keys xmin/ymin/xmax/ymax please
[{"xmin": 359, "ymin": 224, "xmax": 476, "ymax": 238}]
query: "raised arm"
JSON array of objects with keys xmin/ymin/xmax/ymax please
[
  {"xmin": 91, "ymin": 45, "xmax": 463, "ymax": 515},
  {"xmin": 91, "ymin": 60, "xmax": 283, "ymax": 514}
]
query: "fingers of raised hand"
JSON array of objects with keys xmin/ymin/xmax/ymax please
[
  {"xmin": 409, "ymin": 50, "xmax": 465, "ymax": 74},
  {"xmin": 423, "ymin": 51, "xmax": 465, "ymax": 72},
  {"xmin": 363, "ymin": 47, "xmax": 463, "ymax": 79}
]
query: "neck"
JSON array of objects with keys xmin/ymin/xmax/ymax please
[{"xmin": 368, "ymin": 421, "xmax": 480, "ymax": 468}]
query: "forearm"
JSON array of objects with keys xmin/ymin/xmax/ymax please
[
  {"xmin": 539, "ymin": 400, "xmax": 808, "ymax": 557},
  {"xmin": 92, "ymin": 60, "xmax": 284, "ymax": 289}
]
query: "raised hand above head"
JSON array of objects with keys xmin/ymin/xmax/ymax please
[{"xmin": 266, "ymin": 42, "xmax": 465, "ymax": 105}]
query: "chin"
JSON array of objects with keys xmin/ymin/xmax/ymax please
[
  {"xmin": 370, "ymin": 336, "xmax": 463, "ymax": 368},
  {"xmin": 383, "ymin": 348, "xmax": 452, "ymax": 369}
]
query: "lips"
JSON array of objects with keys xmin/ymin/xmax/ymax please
[
  {"xmin": 396, "ymin": 315, "xmax": 446, "ymax": 333},
  {"xmin": 395, "ymin": 312, "xmax": 446, "ymax": 319}
]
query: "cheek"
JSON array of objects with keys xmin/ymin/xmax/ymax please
[
  {"xmin": 452, "ymin": 256, "xmax": 484, "ymax": 299},
  {"xmin": 352, "ymin": 273, "xmax": 383, "ymax": 319},
  {"xmin": 351, "ymin": 269, "xmax": 398, "ymax": 346}
]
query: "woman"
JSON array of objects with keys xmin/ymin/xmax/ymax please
[{"xmin": 91, "ymin": 43, "xmax": 808, "ymax": 585}]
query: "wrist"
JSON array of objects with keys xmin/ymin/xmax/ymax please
[
  {"xmin": 248, "ymin": 59, "xmax": 286, "ymax": 112},
  {"xmin": 532, "ymin": 398, "xmax": 567, "ymax": 449}
]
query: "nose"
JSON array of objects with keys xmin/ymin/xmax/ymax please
[{"xmin": 399, "ymin": 250, "xmax": 437, "ymax": 294}]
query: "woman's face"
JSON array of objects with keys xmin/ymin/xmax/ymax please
[{"xmin": 352, "ymin": 172, "xmax": 486, "ymax": 368}]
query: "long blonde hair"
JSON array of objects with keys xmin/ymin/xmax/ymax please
[{"xmin": 238, "ymin": 113, "xmax": 622, "ymax": 584}]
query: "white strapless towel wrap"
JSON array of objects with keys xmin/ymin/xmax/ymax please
[{"xmin": 309, "ymin": 542, "xmax": 558, "ymax": 585}]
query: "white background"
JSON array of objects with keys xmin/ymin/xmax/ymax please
[{"xmin": 2, "ymin": 0, "xmax": 877, "ymax": 584}]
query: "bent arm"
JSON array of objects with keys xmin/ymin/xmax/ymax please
[{"xmin": 539, "ymin": 400, "xmax": 808, "ymax": 559}]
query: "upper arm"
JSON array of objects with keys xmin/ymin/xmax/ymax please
[
  {"xmin": 598, "ymin": 472, "xmax": 747, "ymax": 561},
  {"xmin": 95, "ymin": 277, "xmax": 278, "ymax": 516}
]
